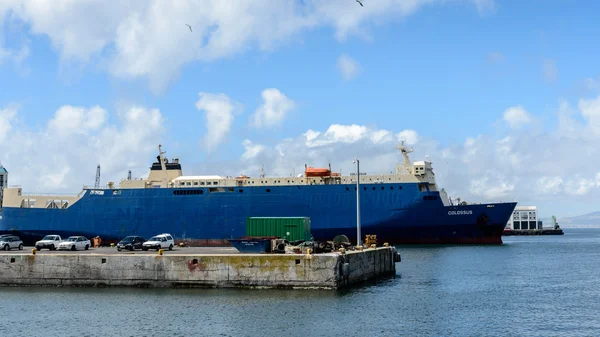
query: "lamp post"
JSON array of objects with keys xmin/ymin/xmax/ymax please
[{"xmin": 353, "ymin": 158, "xmax": 361, "ymax": 246}]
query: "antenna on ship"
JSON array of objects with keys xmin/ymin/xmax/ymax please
[
  {"xmin": 127, "ymin": 170, "xmax": 132, "ymax": 180},
  {"xmin": 158, "ymin": 144, "xmax": 168, "ymax": 187},
  {"xmin": 259, "ymin": 165, "xmax": 266, "ymax": 178},
  {"xmin": 95, "ymin": 165, "xmax": 101, "ymax": 189}
]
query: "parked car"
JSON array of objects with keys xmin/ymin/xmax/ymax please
[
  {"xmin": 57, "ymin": 236, "xmax": 91, "ymax": 251},
  {"xmin": 142, "ymin": 233, "xmax": 174, "ymax": 251},
  {"xmin": 35, "ymin": 235, "xmax": 63, "ymax": 250},
  {"xmin": 116, "ymin": 236, "xmax": 146, "ymax": 251},
  {"xmin": 0, "ymin": 235, "xmax": 23, "ymax": 251}
]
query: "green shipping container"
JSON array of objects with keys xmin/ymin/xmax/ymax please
[{"xmin": 245, "ymin": 217, "xmax": 312, "ymax": 241}]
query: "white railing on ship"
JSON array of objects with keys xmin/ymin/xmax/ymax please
[
  {"xmin": 82, "ymin": 185, "xmax": 112, "ymax": 190},
  {"xmin": 21, "ymin": 192, "xmax": 79, "ymax": 197}
]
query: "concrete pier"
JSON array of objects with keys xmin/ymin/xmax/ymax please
[
  {"xmin": 502, "ymin": 228, "xmax": 564, "ymax": 236},
  {"xmin": 0, "ymin": 247, "xmax": 397, "ymax": 289}
]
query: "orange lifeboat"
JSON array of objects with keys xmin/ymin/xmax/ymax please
[
  {"xmin": 236, "ymin": 175, "xmax": 250, "ymax": 179},
  {"xmin": 304, "ymin": 164, "xmax": 331, "ymax": 177}
]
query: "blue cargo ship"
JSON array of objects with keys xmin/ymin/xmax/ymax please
[{"xmin": 0, "ymin": 144, "xmax": 516, "ymax": 245}]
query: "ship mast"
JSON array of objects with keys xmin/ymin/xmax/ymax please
[
  {"xmin": 395, "ymin": 141, "xmax": 414, "ymax": 175},
  {"xmin": 158, "ymin": 144, "xmax": 167, "ymax": 187}
]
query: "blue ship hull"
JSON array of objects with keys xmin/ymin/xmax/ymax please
[{"xmin": 0, "ymin": 182, "xmax": 516, "ymax": 245}]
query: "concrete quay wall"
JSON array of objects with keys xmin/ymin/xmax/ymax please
[{"xmin": 0, "ymin": 247, "xmax": 396, "ymax": 289}]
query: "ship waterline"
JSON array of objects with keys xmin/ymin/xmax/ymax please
[{"xmin": 0, "ymin": 144, "xmax": 517, "ymax": 245}]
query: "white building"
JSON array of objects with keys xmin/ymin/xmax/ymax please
[
  {"xmin": 0, "ymin": 162, "xmax": 7, "ymax": 207},
  {"xmin": 506, "ymin": 206, "xmax": 541, "ymax": 230}
]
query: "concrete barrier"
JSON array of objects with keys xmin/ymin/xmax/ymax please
[{"xmin": 0, "ymin": 247, "xmax": 396, "ymax": 289}]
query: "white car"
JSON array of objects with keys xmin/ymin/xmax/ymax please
[
  {"xmin": 57, "ymin": 236, "xmax": 91, "ymax": 251},
  {"xmin": 142, "ymin": 233, "xmax": 175, "ymax": 251},
  {"xmin": 0, "ymin": 235, "xmax": 23, "ymax": 251},
  {"xmin": 35, "ymin": 235, "xmax": 63, "ymax": 250}
]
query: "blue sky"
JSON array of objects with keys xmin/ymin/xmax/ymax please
[{"xmin": 1, "ymin": 0, "xmax": 600, "ymax": 218}]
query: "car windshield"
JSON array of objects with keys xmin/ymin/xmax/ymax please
[
  {"xmin": 121, "ymin": 237, "xmax": 134, "ymax": 242},
  {"xmin": 42, "ymin": 236, "xmax": 56, "ymax": 240},
  {"xmin": 66, "ymin": 237, "xmax": 78, "ymax": 242},
  {"xmin": 149, "ymin": 236, "xmax": 161, "ymax": 241}
]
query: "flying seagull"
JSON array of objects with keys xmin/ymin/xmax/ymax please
[
  {"xmin": 185, "ymin": 24, "xmax": 192, "ymax": 32},
  {"xmin": 356, "ymin": 0, "xmax": 363, "ymax": 6}
]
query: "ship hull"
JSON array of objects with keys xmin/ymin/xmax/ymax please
[{"xmin": 0, "ymin": 183, "xmax": 516, "ymax": 245}]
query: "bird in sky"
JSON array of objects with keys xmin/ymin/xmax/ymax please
[
  {"xmin": 185, "ymin": 24, "xmax": 192, "ymax": 32},
  {"xmin": 356, "ymin": 0, "xmax": 363, "ymax": 6}
]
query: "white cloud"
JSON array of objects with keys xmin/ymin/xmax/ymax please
[
  {"xmin": 196, "ymin": 92, "xmax": 241, "ymax": 152},
  {"xmin": 0, "ymin": 106, "xmax": 17, "ymax": 143},
  {"xmin": 47, "ymin": 105, "xmax": 107, "ymax": 137},
  {"xmin": 305, "ymin": 124, "xmax": 370, "ymax": 148},
  {"xmin": 579, "ymin": 96, "xmax": 600, "ymax": 134},
  {"xmin": 396, "ymin": 130, "xmax": 419, "ymax": 144},
  {"xmin": 0, "ymin": 104, "xmax": 164, "ymax": 192},
  {"xmin": 503, "ymin": 105, "xmax": 532, "ymax": 129},
  {"xmin": 469, "ymin": 172, "xmax": 515, "ymax": 200},
  {"xmin": 250, "ymin": 88, "xmax": 295, "ymax": 128},
  {"xmin": 542, "ymin": 59, "xmax": 558, "ymax": 83},
  {"xmin": 337, "ymin": 53, "xmax": 359, "ymax": 81},
  {"xmin": 241, "ymin": 139, "xmax": 265, "ymax": 160},
  {"xmin": 1, "ymin": 0, "xmax": 495, "ymax": 92},
  {"xmin": 536, "ymin": 176, "xmax": 564, "ymax": 195}
]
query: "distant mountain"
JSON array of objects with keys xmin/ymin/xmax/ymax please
[{"xmin": 540, "ymin": 211, "xmax": 600, "ymax": 228}]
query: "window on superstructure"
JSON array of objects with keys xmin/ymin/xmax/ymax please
[
  {"xmin": 193, "ymin": 182, "xmax": 198, "ymax": 186},
  {"xmin": 207, "ymin": 182, "xmax": 211, "ymax": 185},
  {"xmin": 201, "ymin": 182, "xmax": 205, "ymax": 185}
]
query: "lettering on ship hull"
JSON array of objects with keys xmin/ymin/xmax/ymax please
[{"xmin": 448, "ymin": 210, "xmax": 473, "ymax": 215}]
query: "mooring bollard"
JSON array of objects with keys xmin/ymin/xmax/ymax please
[
  {"xmin": 32, "ymin": 248, "xmax": 37, "ymax": 255},
  {"xmin": 158, "ymin": 249, "xmax": 164, "ymax": 256}
]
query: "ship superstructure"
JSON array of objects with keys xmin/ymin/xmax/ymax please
[{"xmin": 0, "ymin": 144, "xmax": 517, "ymax": 245}]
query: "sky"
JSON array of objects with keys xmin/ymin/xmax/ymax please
[{"xmin": 1, "ymin": 0, "xmax": 600, "ymax": 218}]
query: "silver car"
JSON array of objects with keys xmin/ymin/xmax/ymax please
[{"xmin": 0, "ymin": 235, "xmax": 24, "ymax": 251}]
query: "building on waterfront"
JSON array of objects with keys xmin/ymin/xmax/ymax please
[
  {"xmin": 0, "ymin": 162, "xmax": 7, "ymax": 207},
  {"xmin": 506, "ymin": 206, "xmax": 540, "ymax": 230}
]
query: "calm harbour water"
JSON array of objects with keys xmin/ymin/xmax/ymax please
[{"xmin": 1, "ymin": 228, "xmax": 599, "ymax": 337}]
